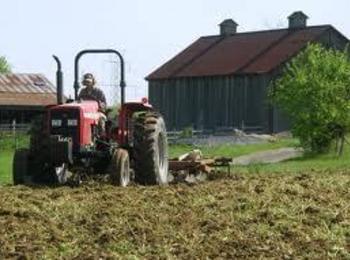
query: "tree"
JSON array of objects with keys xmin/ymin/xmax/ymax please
[
  {"xmin": 270, "ymin": 43, "xmax": 350, "ymax": 154},
  {"xmin": 0, "ymin": 56, "xmax": 11, "ymax": 74}
]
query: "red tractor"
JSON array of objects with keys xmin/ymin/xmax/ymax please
[{"xmin": 13, "ymin": 49, "xmax": 169, "ymax": 186}]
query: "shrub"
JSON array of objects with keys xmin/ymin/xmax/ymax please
[
  {"xmin": 0, "ymin": 56, "xmax": 11, "ymax": 74},
  {"xmin": 270, "ymin": 44, "xmax": 350, "ymax": 154}
]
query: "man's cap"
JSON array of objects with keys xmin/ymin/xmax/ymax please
[{"xmin": 83, "ymin": 73, "xmax": 94, "ymax": 80}]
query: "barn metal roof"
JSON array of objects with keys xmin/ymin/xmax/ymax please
[
  {"xmin": 149, "ymin": 37, "xmax": 221, "ymax": 80},
  {"xmin": 0, "ymin": 74, "xmax": 57, "ymax": 106},
  {"xmin": 146, "ymin": 25, "xmax": 343, "ymax": 80}
]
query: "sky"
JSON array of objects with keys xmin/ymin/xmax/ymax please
[{"xmin": 0, "ymin": 0, "xmax": 349, "ymax": 105}]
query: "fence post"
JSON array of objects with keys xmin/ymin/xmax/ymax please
[
  {"xmin": 12, "ymin": 119, "xmax": 17, "ymax": 149},
  {"xmin": 241, "ymin": 120, "xmax": 245, "ymax": 132}
]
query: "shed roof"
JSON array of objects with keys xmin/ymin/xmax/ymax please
[
  {"xmin": 146, "ymin": 25, "xmax": 345, "ymax": 80},
  {"xmin": 0, "ymin": 73, "xmax": 57, "ymax": 107}
]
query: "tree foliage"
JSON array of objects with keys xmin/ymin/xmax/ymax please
[
  {"xmin": 0, "ymin": 56, "xmax": 11, "ymax": 74},
  {"xmin": 270, "ymin": 43, "xmax": 350, "ymax": 154}
]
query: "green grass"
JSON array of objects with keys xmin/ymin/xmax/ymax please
[
  {"xmin": 0, "ymin": 134, "xmax": 29, "ymax": 184},
  {"xmin": 235, "ymin": 147, "xmax": 350, "ymax": 174},
  {"xmin": 0, "ymin": 132, "xmax": 29, "ymax": 150},
  {"xmin": 0, "ymin": 150, "xmax": 13, "ymax": 184}
]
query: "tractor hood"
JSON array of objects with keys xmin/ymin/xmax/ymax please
[
  {"xmin": 49, "ymin": 100, "xmax": 100, "ymax": 121},
  {"xmin": 50, "ymin": 100, "xmax": 99, "ymax": 113}
]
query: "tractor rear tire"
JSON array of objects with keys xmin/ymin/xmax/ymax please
[
  {"xmin": 28, "ymin": 115, "xmax": 50, "ymax": 184},
  {"xmin": 109, "ymin": 149, "xmax": 130, "ymax": 187},
  {"xmin": 133, "ymin": 112, "xmax": 169, "ymax": 185},
  {"xmin": 13, "ymin": 149, "xmax": 30, "ymax": 185}
]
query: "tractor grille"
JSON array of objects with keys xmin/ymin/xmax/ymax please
[{"xmin": 50, "ymin": 109, "xmax": 80, "ymax": 153}]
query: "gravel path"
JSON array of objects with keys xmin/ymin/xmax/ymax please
[
  {"xmin": 231, "ymin": 147, "xmax": 303, "ymax": 166},
  {"xmin": 170, "ymin": 134, "xmax": 276, "ymax": 146}
]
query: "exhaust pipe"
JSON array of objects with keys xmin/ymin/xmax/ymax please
[{"xmin": 53, "ymin": 55, "xmax": 63, "ymax": 105}]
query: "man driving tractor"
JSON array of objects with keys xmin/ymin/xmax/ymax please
[
  {"xmin": 79, "ymin": 73, "xmax": 107, "ymax": 133},
  {"xmin": 78, "ymin": 73, "xmax": 107, "ymax": 110}
]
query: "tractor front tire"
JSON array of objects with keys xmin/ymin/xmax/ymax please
[
  {"xmin": 133, "ymin": 112, "xmax": 169, "ymax": 185},
  {"xmin": 13, "ymin": 149, "xmax": 30, "ymax": 185},
  {"xmin": 109, "ymin": 149, "xmax": 130, "ymax": 187}
]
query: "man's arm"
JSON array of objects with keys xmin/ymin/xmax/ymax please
[
  {"xmin": 98, "ymin": 89, "xmax": 107, "ymax": 110},
  {"xmin": 78, "ymin": 88, "xmax": 85, "ymax": 100}
]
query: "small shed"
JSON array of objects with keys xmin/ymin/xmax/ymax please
[
  {"xmin": 0, "ymin": 73, "xmax": 57, "ymax": 125},
  {"xmin": 146, "ymin": 11, "xmax": 349, "ymax": 133}
]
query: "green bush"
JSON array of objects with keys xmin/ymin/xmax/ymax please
[
  {"xmin": 0, "ymin": 56, "xmax": 11, "ymax": 74},
  {"xmin": 270, "ymin": 44, "xmax": 350, "ymax": 154},
  {"xmin": 180, "ymin": 127, "xmax": 194, "ymax": 138}
]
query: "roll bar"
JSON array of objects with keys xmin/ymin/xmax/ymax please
[{"xmin": 73, "ymin": 49, "xmax": 126, "ymax": 105}]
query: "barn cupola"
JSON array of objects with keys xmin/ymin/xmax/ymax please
[
  {"xmin": 219, "ymin": 19, "xmax": 238, "ymax": 36},
  {"xmin": 288, "ymin": 11, "xmax": 309, "ymax": 29}
]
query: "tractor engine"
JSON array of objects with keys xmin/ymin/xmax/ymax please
[{"xmin": 48, "ymin": 101, "xmax": 105, "ymax": 167}]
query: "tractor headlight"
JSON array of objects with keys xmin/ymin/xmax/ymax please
[
  {"xmin": 51, "ymin": 119, "xmax": 62, "ymax": 127},
  {"xmin": 67, "ymin": 119, "xmax": 78, "ymax": 126}
]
